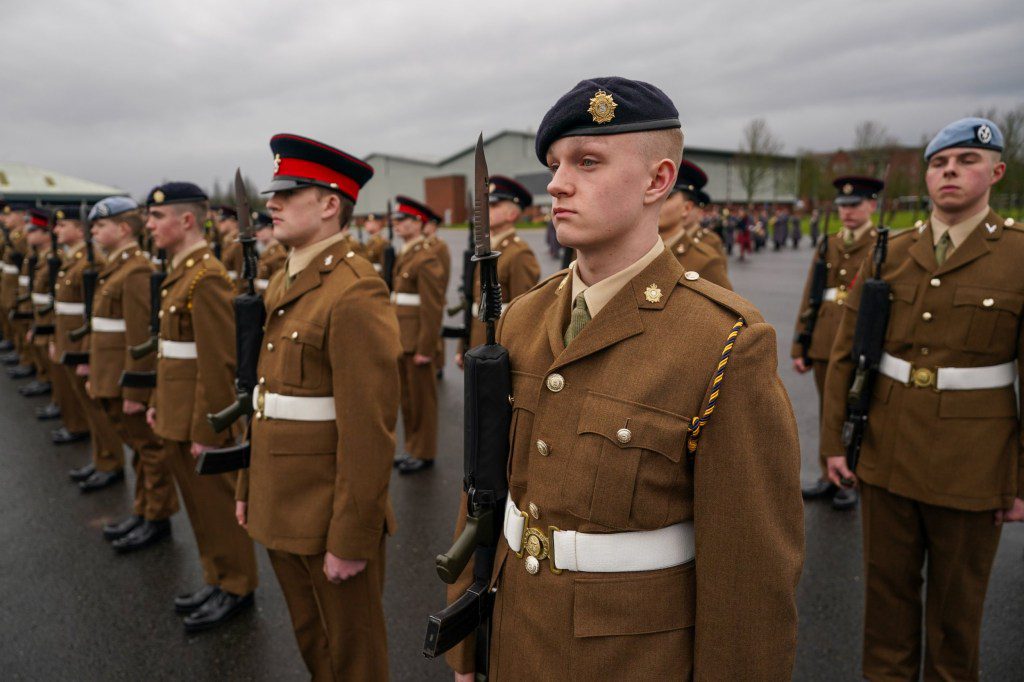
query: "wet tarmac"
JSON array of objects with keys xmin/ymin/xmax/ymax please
[{"xmin": 1, "ymin": 229, "xmax": 1021, "ymax": 680}]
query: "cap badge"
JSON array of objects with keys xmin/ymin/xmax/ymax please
[
  {"xmin": 977, "ymin": 124, "xmax": 993, "ymax": 144},
  {"xmin": 489, "ymin": 183, "xmax": 496, "ymax": 193},
  {"xmin": 55, "ymin": 210, "xmax": 65, "ymax": 219},
  {"xmin": 644, "ymin": 283, "xmax": 662, "ymax": 303},
  {"xmin": 273, "ymin": 154, "xmax": 282, "ymax": 173},
  {"xmin": 588, "ymin": 90, "xmax": 617, "ymax": 124},
  {"xmin": 153, "ymin": 190, "xmax": 165, "ymax": 204},
  {"xmin": 842, "ymin": 183, "xmax": 853, "ymax": 195}
]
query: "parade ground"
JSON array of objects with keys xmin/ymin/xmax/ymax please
[{"xmin": 2, "ymin": 228, "xmax": 1022, "ymax": 681}]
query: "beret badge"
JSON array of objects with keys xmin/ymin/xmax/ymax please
[
  {"xmin": 588, "ymin": 90, "xmax": 617, "ymax": 124},
  {"xmin": 153, "ymin": 190, "xmax": 165, "ymax": 204},
  {"xmin": 976, "ymin": 124, "xmax": 993, "ymax": 144},
  {"xmin": 55, "ymin": 210, "xmax": 65, "ymax": 219}
]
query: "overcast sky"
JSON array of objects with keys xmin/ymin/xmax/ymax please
[{"xmin": 2, "ymin": 0, "xmax": 1021, "ymax": 197}]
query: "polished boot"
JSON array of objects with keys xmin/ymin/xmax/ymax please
[
  {"xmin": 801, "ymin": 477, "xmax": 837, "ymax": 500},
  {"xmin": 18, "ymin": 380, "xmax": 51, "ymax": 397},
  {"xmin": 174, "ymin": 584, "xmax": 218, "ymax": 614},
  {"xmin": 1, "ymin": 351, "xmax": 21, "ymax": 366},
  {"xmin": 832, "ymin": 486, "xmax": 860, "ymax": 511},
  {"xmin": 78, "ymin": 468, "xmax": 124, "ymax": 493},
  {"xmin": 0, "ymin": 340, "xmax": 13, "ymax": 352},
  {"xmin": 183, "ymin": 590, "xmax": 254, "ymax": 633},
  {"xmin": 52, "ymin": 427, "xmax": 88, "ymax": 444},
  {"xmin": 36, "ymin": 403, "xmax": 61, "ymax": 420},
  {"xmin": 102, "ymin": 514, "xmax": 143, "ymax": 541},
  {"xmin": 69, "ymin": 462, "xmax": 96, "ymax": 482},
  {"xmin": 112, "ymin": 519, "xmax": 171, "ymax": 553},
  {"xmin": 393, "ymin": 452, "xmax": 411, "ymax": 468},
  {"xmin": 6, "ymin": 364, "xmax": 35, "ymax": 379},
  {"xmin": 398, "ymin": 457, "xmax": 434, "ymax": 475}
]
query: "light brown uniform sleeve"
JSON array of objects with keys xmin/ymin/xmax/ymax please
[
  {"xmin": 122, "ymin": 266, "xmax": 156, "ymax": 404},
  {"xmin": 416, "ymin": 255, "xmax": 446, "ymax": 358},
  {"xmin": 692, "ymin": 321, "xmax": 804, "ymax": 680},
  {"xmin": 700, "ymin": 252, "xmax": 733, "ymax": 291},
  {"xmin": 506, "ymin": 249, "xmax": 541, "ymax": 300},
  {"xmin": 189, "ymin": 273, "xmax": 237, "ymax": 446},
  {"xmin": 791, "ymin": 249, "xmax": 821, "ymax": 359},
  {"xmin": 326, "ymin": 276, "xmax": 401, "ymax": 558}
]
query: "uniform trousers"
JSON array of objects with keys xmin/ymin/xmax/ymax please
[
  {"xmin": 398, "ymin": 353, "xmax": 437, "ymax": 461},
  {"xmin": 28, "ymin": 342, "xmax": 50, "ymax": 382},
  {"xmin": 812, "ymin": 360, "xmax": 829, "ymax": 476},
  {"xmin": 268, "ymin": 540, "xmax": 388, "ymax": 681},
  {"xmin": 64, "ymin": 367, "xmax": 123, "ymax": 471},
  {"xmin": 163, "ymin": 439, "xmax": 257, "ymax": 596},
  {"xmin": 860, "ymin": 483, "xmax": 1002, "ymax": 681},
  {"xmin": 50, "ymin": 358, "xmax": 89, "ymax": 432},
  {"xmin": 11, "ymin": 318, "xmax": 31, "ymax": 364},
  {"xmin": 99, "ymin": 398, "xmax": 178, "ymax": 521}
]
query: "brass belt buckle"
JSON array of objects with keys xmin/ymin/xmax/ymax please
[
  {"xmin": 255, "ymin": 388, "xmax": 267, "ymax": 420},
  {"xmin": 517, "ymin": 513, "xmax": 563, "ymax": 575},
  {"xmin": 909, "ymin": 366, "xmax": 937, "ymax": 390},
  {"xmin": 835, "ymin": 288, "xmax": 849, "ymax": 305}
]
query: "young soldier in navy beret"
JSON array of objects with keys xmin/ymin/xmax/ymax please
[
  {"xmin": 234, "ymin": 133, "xmax": 400, "ymax": 679},
  {"xmin": 446, "ymin": 76, "xmax": 803, "ymax": 681}
]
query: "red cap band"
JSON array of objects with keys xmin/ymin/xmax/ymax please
[
  {"xmin": 396, "ymin": 202, "xmax": 430, "ymax": 223},
  {"xmin": 275, "ymin": 157, "xmax": 362, "ymax": 200}
]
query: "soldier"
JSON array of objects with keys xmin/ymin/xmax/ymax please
[
  {"xmin": 2, "ymin": 202, "xmax": 33, "ymax": 375},
  {"xmin": 362, "ymin": 213, "xmax": 389, "ymax": 275},
  {"xmin": 49, "ymin": 205, "xmax": 127, "ymax": 488},
  {"xmin": 16, "ymin": 209, "xmax": 53, "ymax": 397},
  {"xmin": 217, "ymin": 206, "xmax": 245, "ymax": 287},
  {"xmin": 658, "ymin": 161, "xmax": 733, "ymax": 289},
  {"xmin": 144, "ymin": 182, "xmax": 258, "ymax": 631},
  {"xmin": 822, "ymin": 118, "xmax": 1023, "ymax": 680},
  {"xmin": 235, "ymin": 132, "xmax": 400, "ymax": 681},
  {"xmin": 389, "ymin": 195, "xmax": 445, "ymax": 474},
  {"xmin": 447, "ymin": 76, "xmax": 803, "ymax": 681},
  {"xmin": 795, "ymin": 175, "xmax": 883, "ymax": 511},
  {"xmin": 81, "ymin": 197, "xmax": 178, "ymax": 551},
  {"xmin": 253, "ymin": 211, "xmax": 285, "ymax": 293},
  {"xmin": 808, "ymin": 207, "xmax": 821, "ymax": 245},
  {"xmin": 0, "ymin": 200, "xmax": 14, "ymax": 353},
  {"xmin": 455, "ymin": 174, "xmax": 541, "ymax": 365},
  {"xmin": 423, "ymin": 209, "xmax": 450, "ymax": 374}
]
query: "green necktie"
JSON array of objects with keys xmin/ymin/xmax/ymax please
[
  {"xmin": 563, "ymin": 292, "xmax": 591, "ymax": 347},
  {"xmin": 935, "ymin": 231, "xmax": 953, "ymax": 266},
  {"xmin": 843, "ymin": 229, "xmax": 855, "ymax": 247}
]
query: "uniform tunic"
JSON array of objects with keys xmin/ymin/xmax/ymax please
[
  {"xmin": 466, "ymin": 229, "xmax": 541, "ymax": 350},
  {"xmin": 663, "ymin": 229, "xmax": 732, "ymax": 290}
]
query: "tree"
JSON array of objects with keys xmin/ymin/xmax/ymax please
[
  {"xmin": 852, "ymin": 121, "xmax": 898, "ymax": 175},
  {"xmin": 737, "ymin": 118, "xmax": 783, "ymax": 204}
]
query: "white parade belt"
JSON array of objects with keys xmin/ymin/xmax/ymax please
[
  {"xmin": 372, "ymin": 263, "xmax": 383, "ymax": 273},
  {"xmin": 822, "ymin": 287, "xmax": 850, "ymax": 303},
  {"xmin": 18, "ymin": 276, "xmax": 29, "ymax": 287},
  {"xmin": 391, "ymin": 292, "xmax": 421, "ymax": 307},
  {"xmin": 227, "ymin": 271, "xmax": 238, "ymax": 280},
  {"xmin": 31, "ymin": 293, "xmax": 52, "ymax": 306},
  {"xmin": 255, "ymin": 278, "xmax": 269, "ymax": 291},
  {"xmin": 54, "ymin": 302, "xmax": 85, "ymax": 316},
  {"xmin": 92, "ymin": 317, "xmax": 127, "ymax": 333},
  {"xmin": 503, "ymin": 498, "xmax": 695, "ymax": 574},
  {"xmin": 471, "ymin": 302, "xmax": 509, "ymax": 316},
  {"xmin": 879, "ymin": 352, "xmax": 1016, "ymax": 391},
  {"xmin": 158, "ymin": 339, "xmax": 198, "ymax": 360},
  {"xmin": 252, "ymin": 386, "xmax": 335, "ymax": 421},
  {"xmin": 1, "ymin": 264, "xmax": 19, "ymax": 275}
]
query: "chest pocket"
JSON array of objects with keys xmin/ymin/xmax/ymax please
[
  {"xmin": 562, "ymin": 392, "xmax": 689, "ymax": 531},
  {"xmin": 507, "ymin": 371, "xmax": 542, "ymax": 490},
  {"xmin": 161, "ymin": 300, "xmax": 192, "ymax": 341},
  {"xmin": 280, "ymin": 318, "xmax": 327, "ymax": 389},
  {"xmin": 952, "ymin": 285, "xmax": 1023, "ymax": 354},
  {"xmin": 96, "ymin": 284, "xmax": 122, "ymax": 318},
  {"xmin": 887, "ymin": 283, "xmax": 918, "ymax": 342}
]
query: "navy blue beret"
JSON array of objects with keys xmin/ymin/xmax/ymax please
[
  {"xmin": 535, "ymin": 77, "xmax": 681, "ymax": 164},
  {"xmin": 146, "ymin": 182, "xmax": 208, "ymax": 207},
  {"xmin": 89, "ymin": 196, "xmax": 138, "ymax": 221},
  {"xmin": 488, "ymin": 175, "xmax": 533, "ymax": 209},
  {"xmin": 925, "ymin": 117, "xmax": 1003, "ymax": 160}
]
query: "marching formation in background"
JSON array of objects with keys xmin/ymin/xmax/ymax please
[{"xmin": 0, "ymin": 74, "xmax": 1019, "ymax": 681}]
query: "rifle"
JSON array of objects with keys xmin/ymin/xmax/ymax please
[
  {"xmin": 120, "ymin": 249, "xmax": 167, "ymax": 390},
  {"xmin": 442, "ymin": 191, "xmax": 476, "ymax": 341},
  {"xmin": 31, "ymin": 224, "xmax": 61, "ymax": 337},
  {"xmin": 793, "ymin": 205, "xmax": 832, "ymax": 363},
  {"xmin": 840, "ymin": 188, "xmax": 891, "ymax": 482},
  {"xmin": 382, "ymin": 200, "xmax": 396, "ymax": 290},
  {"xmin": 9, "ymin": 249, "xmax": 37, "ymax": 321},
  {"xmin": 197, "ymin": 169, "xmax": 266, "ymax": 474},
  {"xmin": 69, "ymin": 202, "xmax": 97, "ymax": 342},
  {"xmin": 424, "ymin": 135, "xmax": 513, "ymax": 676}
]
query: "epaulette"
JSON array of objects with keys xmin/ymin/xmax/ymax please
[
  {"xmin": 533, "ymin": 268, "xmax": 570, "ymax": 293},
  {"xmin": 680, "ymin": 274, "xmax": 765, "ymax": 325},
  {"xmin": 1002, "ymin": 217, "xmax": 1022, "ymax": 232},
  {"xmin": 889, "ymin": 226, "xmax": 918, "ymax": 240}
]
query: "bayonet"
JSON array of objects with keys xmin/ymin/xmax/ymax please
[{"xmin": 471, "ymin": 134, "xmax": 503, "ymax": 343}]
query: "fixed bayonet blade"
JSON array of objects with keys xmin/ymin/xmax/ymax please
[
  {"xmin": 234, "ymin": 168, "xmax": 253, "ymax": 238},
  {"xmin": 473, "ymin": 133, "xmax": 491, "ymax": 258}
]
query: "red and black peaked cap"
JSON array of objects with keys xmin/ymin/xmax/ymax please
[
  {"xmin": 264, "ymin": 133, "xmax": 374, "ymax": 203},
  {"xmin": 393, "ymin": 195, "xmax": 441, "ymax": 224}
]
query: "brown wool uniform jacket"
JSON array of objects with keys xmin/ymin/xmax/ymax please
[
  {"xmin": 447, "ymin": 249, "xmax": 804, "ymax": 680},
  {"xmin": 256, "ymin": 242, "xmax": 287, "ymax": 288},
  {"xmin": 1, "ymin": 227, "xmax": 27, "ymax": 311},
  {"xmin": 693, "ymin": 226, "xmax": 725, "ymax": 254},
  {"xmin": 152, "ymin": 245, "xmax": 237, "ymax": 447},
  {"xmin": 31, "ymin": 247, "xmax": 56, "ymax": 346},
  {"xmin": 467, "ymin": 230, "xmax": 541, "ymax": 349},
  {"xmin": 791, "ymin": 227, "xmax": 876, "ymax": 361},
  {"xmin": 364, "ymin": 234, "xmax": 388, "ymax": 270},
  {"xmin": 87, "ymin": 246, "xmax": 155, "ymax": 403},
  {"xmin": 822, "ymin": 212, "xmax": 1024, "ymax": 511},
  {"xmin": 237, "ymin": 241, "xmax": 401, "ymax": 558},
  {"xmin": 221, "ymin": 238, "xmax": 244, "ymax": 292},
  {"xmin": 54, "ymin": 246, "xmax": 104, "ymax": 357},
  {"xmin": 665, "ymin": 231, "xmax": 732, "ymax": 290},
  {"xmin": 392, "ymin": 239, "xmax": 445, "ymax": 357},
  {"xmin": 14, "ymin": 248, "xmax": 40, "ymax": 318}
]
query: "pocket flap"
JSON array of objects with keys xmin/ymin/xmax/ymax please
[
  {"xmin": 891, "ymin": 283, "xmax": 917, "ymax": 303},
  {"xmin": 577, "ymin": 392, "xmax": 689, "ymax": 462},
  {"xmin": 939, "ymin": 386, "xmax": 1017, "ymax": 419},
  {"xmin": 510, "ymin": 371, "xmax": 543, "ymax": 413},
  {"xmin": 573, "ymin": 562, "xmax": 695, "ymax": 637},
  {"xmin": 268, "ymin": 419, "xmax": 337, "ymax": 454},
  {"xmin": 281, "ymin": 318, "xmax": 326, "ymax": 349},
  {"xmin": 953, "ymin": 285, "xmax": 1024, "ymax": 314}
]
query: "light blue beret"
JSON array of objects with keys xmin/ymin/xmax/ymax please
[
  {"xmin": 924, "ymin": 117, "xmax": 1004, "ymax": 160},
  {"xmin": 88, "ymin": 196, "xmax": 138, "ymax": 221}
]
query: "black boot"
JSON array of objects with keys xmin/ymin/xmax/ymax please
[
  {"xmin": 69, "ymin": 462, "xmax": 96, "ymax": 482},
  {"xmin": 52, "ymin": 427, "xmax": 88, "ymax": 444},
  {"xmin": 6, "ymin": 364, "xmax": 35, "ymax": 379},
  {"xmin": 174, "ymin": 584, "xmax": 218, "ymax": 614},
  {"xmin": 183, "ymin": 590, "xmax": 254, "ymax": 633},
  {"xmin": 78, "ymin": 468, "xmax": 124, "ymax": 493},
  {"xmin": 102, "ymin": 514, "xmax": 143, "ymax": 541},
  {"xmin": 112, "ymin": 519, "xmax": 171, "ymax": 553},
  {"xmin": 832, "ymin": 487, "xmax": 860, "ymax": 511},
  {"xmin": 19, "ymin": 380, "xmax": 51, "ymax": 397},
  {"xmin": 36, "ymin": 403, "xmax": 61, "ymax": 420},
  {"xmin": 398, "ymin": 457, "xmax": 434, "ymax": 475},
  {"xmin": 801, "ymin": 477, "xmax": 837, "ymax": 500}
]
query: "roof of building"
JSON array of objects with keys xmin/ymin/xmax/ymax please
[{"xmin": 0, "ymin": 162, "xmax": 128, "ymax": 202}]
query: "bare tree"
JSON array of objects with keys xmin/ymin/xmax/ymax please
[
  {"xmin": 737, "ymin": 118, "xmax": 783, "ymax": 204},
  {"xmin": 852, "ymin": 121, "xmax": 898, "ymax": 175}
]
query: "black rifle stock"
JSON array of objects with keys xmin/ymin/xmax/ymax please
[
  {"xmin": 794, "ymin": 206, "xmax": 832, "ymax": 362},
  {"xmin": 121, "ymin": 249, "xmax": 167, "ymax": 388},
  {"xmin": 382, "ymin": 200, "xmax": 396, "ymax": 291},
  {"xmin": 442, "ymin": 193, "xmax": 476, "ymax": 341},
  {"xmin": 68, "ymin": 203, "xmax": 96, "ymax": 342}
]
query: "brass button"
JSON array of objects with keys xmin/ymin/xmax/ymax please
[
  {"xmin": 528, "ymin": 502, "xmax": 539, "ymax": 519},
  {"xmin": 983, "ymin": 298, "xmax": 994, "ymax": 307},
  {"xmin": 930, "ymin": 278, "xmax": 941, "ymax": 287},
  {"xmin": 158, "ymin": 310, "xmax": 164, "ymax": 319},
  {"xmin": 545, "ymin": 373, "xmax": 565, "ymax": 392},
  {"xmin": 267, "ymin": 342, "xmax": 274, "ymax": 351},
  {"xmin": 616, "ymin": 428, "xmax": 633, "ymax": 444},
  {"xmin": 843, "ymin": 253, "xmax": 850, "ymax": 260},
  {"xmin": 684, "ymin": 271, "xmax": 699, "ymax": 281},
  {"xmin": 259, "ymin": 377, "xmax": 265, "ymax": 385},
  {"xmin": 291, "ymin": 331, "xmax": 299, "ymax": 340},
  {"xmin": 525, "ymin": 556, "xmax": 540, "ymax": 575},
  {"xmin": 277, "ymin": 309, "xmax": 285, "ymax": 316},
  {"xmin": 161, "ymin": 289, "xmax": 168, "ymax": 297},
  {"xmin": 254, "ymin": 411, "xmax": 262, "ymax": 420},
  {"xmin": 920, "ymin": 347, "xmax": 929, "ymax": 356},
  {"xmin": 536, "ymin": 440, "xmax": 550, "ymax": 456},
  {"xmin": 839, "ymin": 268, "xmax": 847, "ymax": 276},
  {"xmin": 185, "ymin": 258, "xmax": 194, "ymax": 268},
  {"xmin": 508, "ymin": 395, "xmax": 514, "ymax": 406},
  {"xmin": 922, "ymin": 312, "xmax": 932, "ymax": 321},
  {"xmin": 169, "ymin": 305, "xmax": 176, "ymax": 313}
]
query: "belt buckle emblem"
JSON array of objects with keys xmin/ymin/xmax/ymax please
[
  {"xmin": 910, "ymin": 366, "xmax": 936, "ymax": 389},
  {"xmin": 255, "ymin": 388, "xmax": 267, "ymax": 420},
  {"xmin": 515, "ymin": 509, "xmax": 562, "ymax": 575}
]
